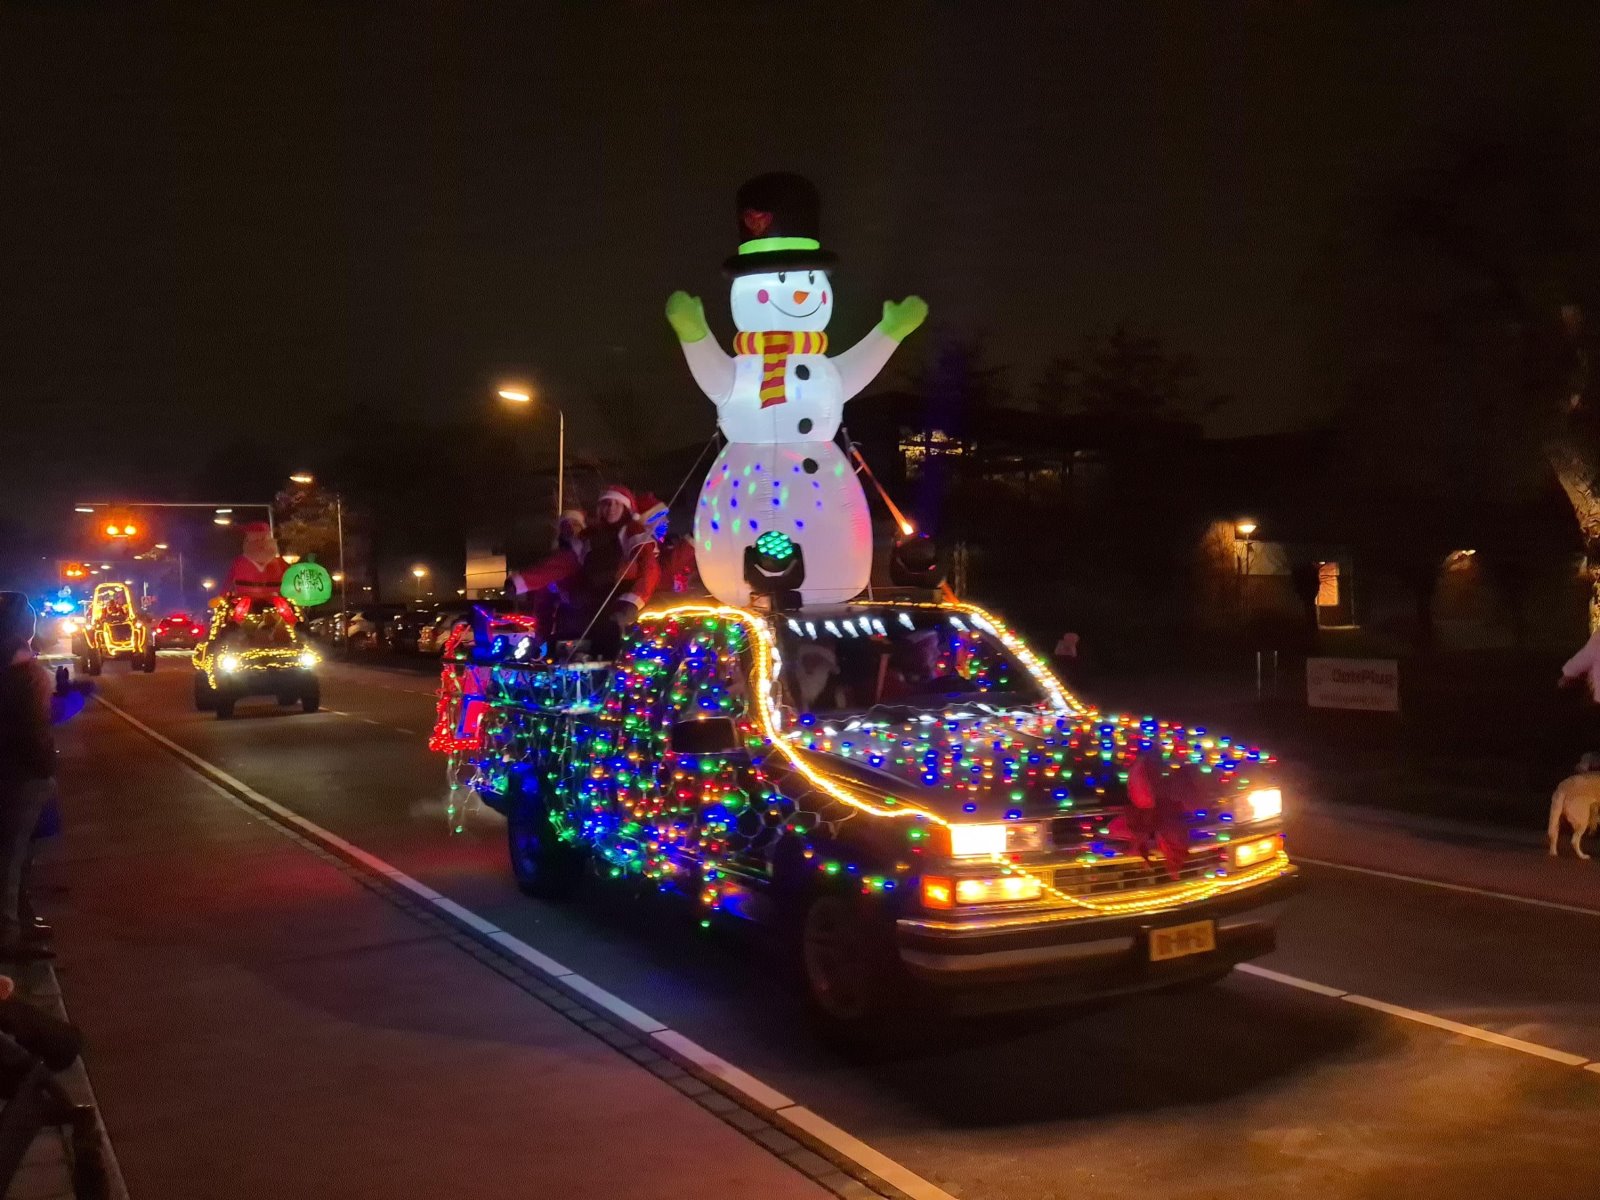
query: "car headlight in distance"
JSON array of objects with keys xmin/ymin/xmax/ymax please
[
  {"xmin": 948, "ymin": 822, "xmax": 1046, "ymax": 857},
  {"xmin": 219, "ymin": 654, "xmax": 240, "ymax": 674},
  {"xmin": 1232, "ymin": 834, "xmax": 1281, "ymax": 869},
  {"xmin": 1245, "ymin": 787, "xmax": 1283, "ymax": 822},
  {"xmin": 298, "ymin": 650, "xmax": 317, "ymax": 669}
]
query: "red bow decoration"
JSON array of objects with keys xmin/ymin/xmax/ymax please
[
  {"xmin": 741, "ymin": 208, "xmax": 773, "ymax": 237},
  {"xmin": 1106, "ymin": 753, "xmax": 1193, "ymax": 879}
]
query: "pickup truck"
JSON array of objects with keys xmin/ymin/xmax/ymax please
[{"xmin": 433, "ymin": 596, "xmax": 1298, "ymax": 1028}]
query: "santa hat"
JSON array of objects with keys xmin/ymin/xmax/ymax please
[
  {"xmin": 636, "ymin": 492, "xmax": 668, "ymax": 524},
  {"xmin": 242, "ymin": 521, "xmax": 272, "ymax": 534},
  {"xmin": 597, "ymin": 485, "xmax": 636, "ymax": 514}
]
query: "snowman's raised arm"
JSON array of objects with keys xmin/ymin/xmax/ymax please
[
  {"xmin": 666, "ymin": 291, "xmax": 734, "ymax": 405},
  {"xmin": 836, "ymin": 296, "xmax": 928, "ymax": 402}
]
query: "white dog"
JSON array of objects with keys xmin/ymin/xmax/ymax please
[{"xmin": 1547, "ymin": 756, "xmax": 1600, "ymax": 859}]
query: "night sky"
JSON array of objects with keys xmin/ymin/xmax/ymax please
[{"xmin": 4, "ymin": 1, "xmax": 1598, "ymax": 528}]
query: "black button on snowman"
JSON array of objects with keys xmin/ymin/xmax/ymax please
[{"xmin": 665, "ymin": 173, "xmax": 928, "ymax": 606}]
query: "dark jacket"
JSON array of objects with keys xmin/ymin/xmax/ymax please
[{"xmin": 0, "ymin": 663, "xmax": 54, "ymax": 786}]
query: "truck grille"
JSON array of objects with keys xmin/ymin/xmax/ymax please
[{"xmin": 1047, "ymin": 843, "xmax": 1231, "ymax": 897}]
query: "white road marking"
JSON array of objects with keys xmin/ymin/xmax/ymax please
[
  {"xmin": 1236, "ymin": 962, "xmax": 1347, "ymax": 998},
  {"xmin": 95, "ymin": 695, "xmax": 956, "ymax": 1199},
  {"xmin": 1237, "ymin": 962, "xmax": 1596, "ymax": 1071},
  {"xmin": 1296, "ymin": 856, "xmax": 1600, "ymax": 919}
]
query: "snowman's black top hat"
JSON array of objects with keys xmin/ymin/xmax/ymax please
[{"xmin": 723, "ymin": 172, "xmax": 838, "ymax": 277}]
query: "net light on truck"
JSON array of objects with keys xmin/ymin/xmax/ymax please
[
  {"xmin": 1245, "ymin": 787, "xmax": 1282, "ymax": 821},
  {"xmin": 1232, "ymin": 835, "xmax": 1281, "ymax": 869}
]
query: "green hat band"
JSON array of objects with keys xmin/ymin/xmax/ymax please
[{"xmin": 737, "ymin": 236, "xmax": 821, "ymax": 255}]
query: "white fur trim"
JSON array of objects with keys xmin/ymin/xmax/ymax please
[
  {"xmin": 598, "ymin": 489, "xmax": 634, "ymax": 512},
  {"xmin": 617, "ymin": 593, "xmax": 643, "ymax": 609}
]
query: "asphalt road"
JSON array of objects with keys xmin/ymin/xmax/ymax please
[{"xmin": 77, "ymin": 655, "xmax": 1600, "ymax": 1200}]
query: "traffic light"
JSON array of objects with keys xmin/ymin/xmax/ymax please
[{"xmin": 100, "ymin": 511, "xmax": 140, "ymax": 540}]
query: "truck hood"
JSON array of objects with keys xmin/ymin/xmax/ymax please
[{"xmin": 783, "ymin": 704, "xmax": 1274, "ymax": 825}]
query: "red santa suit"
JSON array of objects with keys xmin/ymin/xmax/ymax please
[
  {"xmin": 511, "ymin": 486, "xmax": 660, "ymax": 620},
  {"xmin": 227, "ymin": 522, "xmax": 288, "ymax": 602}
]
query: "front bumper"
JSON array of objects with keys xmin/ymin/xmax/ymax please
[
  {"xmin": 896, "ymin": 867, "xmax": 1301, "ymax": 1014},
  {"xmin": 215, "ymin": 666, "xmax": 316, "ymax": 697}
]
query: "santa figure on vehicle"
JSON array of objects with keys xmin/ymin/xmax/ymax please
[{"xmin": 225, "ymin": 522, "xmax": 289, "ymax": 603}]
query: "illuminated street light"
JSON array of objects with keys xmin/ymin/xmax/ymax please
[
  {"xmin": 154, "ymin": 543, "xmax": 169, "ymax": 550},
  {"xmin": 74, "ymin": 506, "xmax": 94, "ymax": 514},
  {"xmin": 331, "ymin": 572, "xmax": 344, "ymax": 582},
  {"xmin": 1235, "ymin": 519, "xmax": 1258, "ymax": 540},
  {"xmin": 214, "ymin": 516, "xmax": 232, "ymax": 526},
  {"xmin": 498, "ymin": 383, "xmax": 564, "ymax": 536},
  {"xmin": 289, "ymin": 472, "xmax": 315, "ymax": 485},
  {"xmin": 411, "ymin": 564, "xmax": 428, "ymax": 603},
  {"xmin": 201, "ymin": 579, "xmax": 215, "ymax": 591}
]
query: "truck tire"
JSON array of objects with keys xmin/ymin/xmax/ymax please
[
  {"xmin": 193, "ymin": 674, "xmax": 217, "ymax": 711},
  {"xmin": 301, "ymin": 679, "xmax": 321, "ymax": 713},
  {"xmin": 799, "ymin": 893, "xmax": 903, "ymax": 1031},
  {"xmin": 85, "ymin": 652, "xmax": 102, "ymax": 677},
  {"xmin": 507, "ymin": 787, "xmax": 583, "ymax": 900},
  {"xmin": 215, "ymin": 691, "xmax": 236, "ymax": 719}
]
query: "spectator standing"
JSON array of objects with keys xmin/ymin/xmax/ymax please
[{"xmin": 0, "ymin": 595, "xmax": 56, "ymax": 960}]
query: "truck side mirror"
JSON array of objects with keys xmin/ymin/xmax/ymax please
[{"xmin": 668, "ymin": 716, "xmax": 744, "ymax": 756}]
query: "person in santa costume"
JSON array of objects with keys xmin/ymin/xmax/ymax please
[
  {"xmin": 636, "ymin": 492, "xmax": 698, "ymax": 595},
  {"xmin": 510, "ymin": 485, "xmax": 660, "ymax": 658},
  {"xmin": 226, "ymin": 522, "xmax": 288, "ymax": 602}
]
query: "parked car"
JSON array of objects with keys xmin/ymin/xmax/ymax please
[
  {"xmin": 383, "ymin": 607, "xmax": 436, "ymax": 654},
  {"xmin": 432, "ymin": 597, "xmax": 1297, "ymax": 1030},
  {"xmin": 153, "ymin": 612, "xmax": 206, "ymax": 650},
  {"xmin": 344, "ymin": 606, "xmax": 405, "ymax": 652},
  {"xmin": 417, "ymin": 609, "xmax": 470, "ymax": 655},
  {"xmin": 192, "ymin": 597, "xmax": 320, "ymax": 718}
]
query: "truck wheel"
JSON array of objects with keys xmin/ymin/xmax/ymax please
[
  {"xmin": 193, "ymin": 675, "xmax": 216, "ymax": 711},
  {"xmin": 300, "ymin": 679, "xmax": 321, "ymax": 713},
  {"xmin": 215, "ymin": 692, "xmax": 236, "ymax": 719},
  {"xmin": 141, "ymin": 648, "xmax": 157, "ymax": 672},
  {"xmin": 800, "ymin": 893, "xmax": 901, "ymax": 1029},
  {"xmin": 507, "ymin": 791, "xmax": 583, "ymax": 900},
  {"xmin": 86, "ymin": 652, "xmax": 102, "ymax": 677}
]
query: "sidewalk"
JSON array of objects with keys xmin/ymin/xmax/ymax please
[{"xmin": 47, "ymin": 703, "xmax": 831, "ymax": 1199}]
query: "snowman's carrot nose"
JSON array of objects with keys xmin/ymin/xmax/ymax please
[{"xmin": 792, "ymin": 291, "xmax": 810, "ymax": 304}]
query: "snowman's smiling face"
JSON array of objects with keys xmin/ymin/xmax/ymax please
[{"xmin": 730, "ymin": 270, "xmax": 833, "ymax": 333}]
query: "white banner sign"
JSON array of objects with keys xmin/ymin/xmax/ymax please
[{"xmin": 1306, "ymin": 657, "xmax": 1399, "ymax": 712}]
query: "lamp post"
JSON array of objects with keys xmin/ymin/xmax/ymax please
[
  {"xmin": 287, "ymin": 473, "xmax": 348, "ymax": 657},
  {"xmin": 1235, "ymin": 519, "xmax": 1258, "ymax": 621},
  {"xmin": 498, "ymin": 386, "xmax": 565, "ymax": 540},
  {"xmin": 411, "ymin": 565, "xmax": 428, "ymax": 603}
]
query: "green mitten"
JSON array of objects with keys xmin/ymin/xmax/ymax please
[
  {"xmin": 665, "ymin": 291, "xmax": 711, "ymax": 343},
  {"xmin": 878, "ymin": 295, "xmax": 929, "ymax": 341}
]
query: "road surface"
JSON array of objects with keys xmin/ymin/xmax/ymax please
[{"xmin": 63, "ymin": 655, "xmax": 1600, "ymax": 1200}]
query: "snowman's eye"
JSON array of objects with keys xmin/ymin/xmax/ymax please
[{"xmin": 777, "ymin": 272, "xmax": 787, "ymax": 284}]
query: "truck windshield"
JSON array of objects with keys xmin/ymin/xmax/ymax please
[
  {"xmin": 221, "ymin": 612, "xmax": 296, "ymax": 649},
  {"xmin": 776, "ymin": 608, "xmax": 1048, "ymax": 716}
]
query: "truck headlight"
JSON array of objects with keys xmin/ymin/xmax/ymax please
[
  {"xmin": 1245, "ymin": 787, "xmax": 1282, "ymax": 821},
  {"xmin": 948, "ymin": 822, "xmax": 1045, "ymax": 857},
  {"xmin": 1232, "ymin": 834, "xmax": 1281, "ymax": 869},
  {"xmin": 219, "ymin": 654, "xmax": 240, "ymax": 674},
  {"xmin": 922, "ymin": 873, "xmax": 1044, "ymax": 908},
  {"xmin": 298, "ymin": 650, "xmax": 317, "ymax": 669}
]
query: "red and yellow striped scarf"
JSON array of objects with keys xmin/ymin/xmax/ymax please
[{"xmin": 733, "ymin": 331, "xmax": 828, "ymax": 408}]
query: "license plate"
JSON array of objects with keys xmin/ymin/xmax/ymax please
[{"xmin": 1148, "ymin": 919, "xmax": 1216, "ymax": 962}]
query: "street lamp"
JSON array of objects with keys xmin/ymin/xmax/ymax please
[
  {"xmin": 287, "ymin": 472, "xmax": 348, "ymax": 657},
  {"xmin": 498, "ymin": 384, "xmax": 565, "ymax": 537},
  {"xmin": 411, "ymin": 565, "xmax": 428, "ymax": 603},
  {"xmin": 201, "ymin": 578, "xmax": 215, "ymax": 591},
  {"xmin": 1235, "ymin": 518, "xmax": 1258, "ymax": 620}
]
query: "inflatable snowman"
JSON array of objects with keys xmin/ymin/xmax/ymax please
[{"xmin": 666, "ymin": 173, "xmax": 927, "ymax": 606}]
